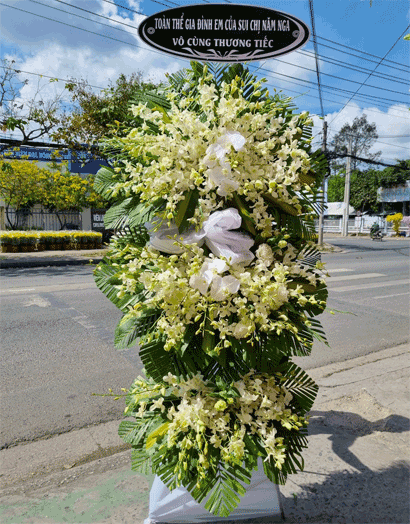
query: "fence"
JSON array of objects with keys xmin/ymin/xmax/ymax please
[
  {"xmin": 316, "ymin": 217, "xmax": 409, "ymax": 236},
  {"xmin": 3, "ymin": 208, "xmax": 82, "ymax": 231}
]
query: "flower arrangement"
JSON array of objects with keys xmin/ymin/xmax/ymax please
[{"xmin": 94, "ymin": 63, "xmax": 328, "ymax": 517}]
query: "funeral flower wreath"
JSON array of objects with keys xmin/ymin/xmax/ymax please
[{"xmin": 94, "ymin": 63, "xmax": 329, "ymax": 517}]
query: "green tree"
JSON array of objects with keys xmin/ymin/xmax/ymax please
[
  {"xmin": 52, "ymin": 73, "xmax": 157, "ymax": 160},
  {"xmin": 328, "ymin": 159, "xmax": 410, "ymax": 213},
  {"xmin": 329, "ymin": 114, "xmax": 381, "ymax": 173}
]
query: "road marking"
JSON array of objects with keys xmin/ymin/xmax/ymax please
[
  {"xmin": 327, "ymin": 269, "xmax": 353, "ymax": 274},
  {"xmin": 332, "ymin": 279, "xmax": 409, "ymax": 293},
  {"xmin": 373, "ymin": 292, "xmax": 410, "ymax": 300},
  {"xmin": 0, "ymin": 288, "xmax": 36, "ymax": 293},
  {"xmin": 0, "ymin": 283, "xmax": 95, "ymax": 295},
  {"xmin": 23, "ymin": 295, "xmax": 51, "ymax": 308},
  {"xmin": 327, "ymin": 272, "xmax": 385, "ymax": 282}
]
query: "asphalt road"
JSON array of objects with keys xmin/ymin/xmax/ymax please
[{"xmin": 0, "ymin": 236, "xmax": 409, "ymax": 449}]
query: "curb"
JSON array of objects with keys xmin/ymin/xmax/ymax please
[
  {"xmin": 1, "ymin": 343, "xmax": 408, "ymax": 490},
  {"xmin": 0, "ymin": 257, "xmax": 105, "ymax": 269}
]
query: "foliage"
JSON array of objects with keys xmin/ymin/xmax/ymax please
[
  {"xmin": 0, "ymin": 59, "xmax": 64, "ymax": 152},
  {"xmin": 0, "ymin": 158, "xmax": 47, "ymax": 210},
  {"xmin": 329, "ymin": 114, "xmax": 381, "ymax": 173},
  {"xmin": 52, "ymin": 73, "xmax": 157, "ymax": 159},
  {"xmin": 386, "ymin": 213, "xmax": 403, "ymax": 236},
  {"xmin": 0, "ymin": 157, "xmax": 106, "ymax": 229},
  {"xmin": 327, "ymin": 159, "xmax": 410, "ymax": 213},
  {"xmin": 0, "ymin": 230, "xmax": 102, "ymax": 252},
  {"xmin": 93, "ymin": 62, "xmax": 328, "ymax": 516}
]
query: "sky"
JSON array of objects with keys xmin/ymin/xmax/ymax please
[{"xmin": 0, "ymin": 0, "xmax": 409, "ymax": 166}]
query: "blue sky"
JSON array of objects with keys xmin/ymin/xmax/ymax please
[{"xmin": 1, "ymin": 0, "xmax": 409, "ymax": 164}]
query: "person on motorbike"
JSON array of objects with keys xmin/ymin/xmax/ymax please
[{"xmin": 370, "ymin": 222, "xmax": 382, "ymax": 240}]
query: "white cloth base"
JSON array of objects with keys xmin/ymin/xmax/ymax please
[{"xmin": 144, "ymin": 460, "xmax": 282, "ymax": 523}]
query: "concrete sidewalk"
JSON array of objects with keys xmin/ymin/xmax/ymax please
[
  {"xmin": 0, "ymin": 248, "xmax": 109, "ymax": 269},
  {"xmin": 0, "ymin": 344, "xmax": 408, "ymax": 524}
]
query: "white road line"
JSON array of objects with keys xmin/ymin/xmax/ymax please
[
  {"xmin": 0, "ymin": 288, "xmax": 36, "ymax": 293},
  {"xmin": 0, "ymin": 283, "xmax": 95, "ymax": 295},
  {"xmin": 373, "ymin": 292, "xmax": 410, "ymax": 300},
  {"xmin": 327, "ymin": 272, "xmax": 385, "ymax": 282},
  {"xmin": 327, "ymin": 269, "xmax": 354, "ymax": 274},
  {"xmin": 332, "ymin": 279, "xmax": 409, "ymax": 293}
]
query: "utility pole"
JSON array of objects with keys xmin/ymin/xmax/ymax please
[
  {"xmin": 317, "ymin": 120, "xmax": 327, "ymax": 246},
  {"xmin": 341, "ymin": 136, "xmax": 352, "ymax": 237}
]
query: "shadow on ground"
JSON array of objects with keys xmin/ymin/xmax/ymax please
[{"xmin": 281, "ymin": 462, "xmax": 409, "ymax": 523}]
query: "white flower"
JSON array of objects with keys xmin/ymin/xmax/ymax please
[
  {"xmin": 189, "ymin": 257, "xmax": 240, "ymax": 301},
  {"xmin": 256, "ymin": 244, "xmax": 274, "ymax": 266},
  {"xmin": 203, "ymin": 131, "xmax": 245, "ymax": 196}
]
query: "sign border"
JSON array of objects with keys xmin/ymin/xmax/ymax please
[{"xmin": 138, "ymin": 3, "xmax": 310, "ymax": 62}]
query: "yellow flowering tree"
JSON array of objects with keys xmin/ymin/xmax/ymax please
[
  {"xmin": 42, "ymin": 168, "xmax": 106, "ymax": 229},
  {"xmin": 0, "ymin": 159, "xmax": 49, "ymax": 229},
  {"xmin": 386, "ymin": 212, "xmax": 403, "ymax": 236},
  {"xmin": 0, "ymin": 158, "xmax": 106, "ymax": 229},
  {"xmin": 94, "ymin": 63, "xmax": 329, "ymax": 516}
]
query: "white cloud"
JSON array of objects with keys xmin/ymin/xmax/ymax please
[{"xmin": 262, "ymin": 50, "xmax": 321, "ymax": 88}]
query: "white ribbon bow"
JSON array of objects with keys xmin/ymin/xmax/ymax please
[{"xmin": 146, "ymin": 208, "xmax": 254, "ymax": 265}]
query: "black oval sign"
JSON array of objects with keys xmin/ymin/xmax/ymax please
[{"xmin": 138, "ymin": 4, "xmax": 310, "ymax": 62}]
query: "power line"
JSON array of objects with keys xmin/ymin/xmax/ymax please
[
  {"xmin": 309, "ymin": 0, "xmax": 324, "ymax": 118},
  {"xmin": 317, "ymin": 35, "xmax": 410, "ymax": 71},
  {"xmin": 0, "ymin": 64, "xmax": 105, "ymax": 91},
  {"xmin": 101, "ymin": 0, "xmax": 177, "ymax": 10},
  {"xmin": 4, "ymin": 1, "xmax": 409, "ymax": 108},
  {"xmin": 20, "ymin": 1, "xmax": 410, "ymax": 101},
  {"xmin": 297, "ymin": 49, "xmax": 410, "ymax": 86},
  {"xmin": 330, "ymin": 25, "xmax": 410, "ymax": 126},
  {"xmin": 253, "ymin": 63, "xmax": 409, "ymax": 107},
  {"xmin": 0, "ymin": 2, "xmax": 173, "ymax": 64},
  {"xmin": 314, "ymin": 40, "xmax": 410, "ymax": 75},
  {"xmin": 30, "ymin": 0, "xmax": 140, "ymax": 35},
  {"xmin": 52, "ymin": 0, "xmax": 142, "ymax": 29}
]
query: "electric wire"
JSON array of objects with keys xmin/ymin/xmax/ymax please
[
  {"xmin": 330, "ymin": 25, "xmax": 410, "ymax": 126},
  {"xmin": 317, "ymin": 35, "xmax": 410, "ymax": 71},
  {"xmin": 314, "ymin": 40, "xmax": 410, "ymax": 75},
  {"xmin": 52, "ymin": 0, "xmax": 143, "ymax": 28},
  {"xmin": 309, "ymin": 0, "xmax": 324, "ymax": 118},
  {"xmin": 297, "ymin": 49, "xmax": 410, "ymax": 86},
  {"xmin": 3, "ymin": 2, "xmax": 409, "ymax": 106},
  {"xmin": 28, "ymin": 0, "xmax": 410, "ymax": 99},
  {"xmin": 31, "ymin": 0, "xmax": 141, "ymax": 35}
]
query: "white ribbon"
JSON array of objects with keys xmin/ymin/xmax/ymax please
[
  {"xmin": 203, "ymin": 131, "xmax": 246, "ymax": 196},
  {"xmin": 146, "ymin": 208, "xmax": 254, "ymax": 266}
]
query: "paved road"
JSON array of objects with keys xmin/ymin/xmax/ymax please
[
  {"xmin": 1, "ymin": 237, "xmax": 408, "ymax": 448},
  {"xmin": 294, "ymin": 236, "xmax": 410, "ymax": 369}
]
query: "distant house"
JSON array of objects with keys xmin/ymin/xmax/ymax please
[
  {"xmin": 378, "ymin": 180, "xmax": 410, "ymax": 216},
  {"xmin": 324, "ymin": 202, "xmax": 356, "ymax": 218}
]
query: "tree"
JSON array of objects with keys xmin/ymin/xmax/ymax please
[
  {"xmin": 0, "ymin": 158, "xmax": 106, "ymax": 229},
  {"xmin": 0, "ymin": 158, "xmax": 49, "ymax": 228},
  {"xmin": 328, "ymin": 159, "xmax": 410, "ymax": 213},
  {"xmin": 52, "ymin": 73, "xmax": 157, "ymax": 160},
  {"xmin": 329, "ymin": 114, "xmax": 381, "ymax": 173},
  {"xmin": 42, "ymin": 167, "xmax": 106, "ymax": 228},
  {"xmin": 0, "ymin": 59, "xmax": 64, "ymax": 153}
]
